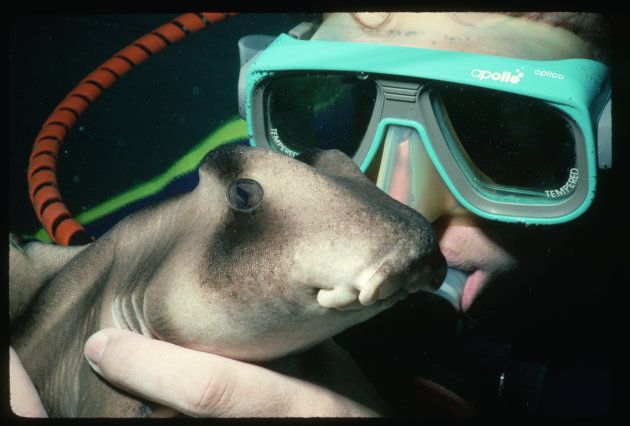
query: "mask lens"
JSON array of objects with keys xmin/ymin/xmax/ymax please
[
  {"xmin": 264, "ymin": 73, "xmax": 376, "ymax": 157},
  {"xmin": 434, "ymin": 84, "xmax": 577, "ymax": 199}
]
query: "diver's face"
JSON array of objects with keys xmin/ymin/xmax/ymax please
[{"xmin": 313, "ymin": 12, "xmax": 590, "ymax": 311}]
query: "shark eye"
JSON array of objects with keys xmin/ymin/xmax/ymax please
[{"xmin": 226, "ymin": 178, "xmax": 264, "ymax": 212}]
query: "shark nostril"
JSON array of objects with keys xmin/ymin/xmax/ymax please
[
  {"xmin": 406, "ymin": 270, "xmax": 421, "ymax": 285},
  {"xmin": 405, "ymin": 267, "xmax": 427, "ymax": 292},
  {"xmin": 317, "ymin": 286, "xmax": 361, "ymax": 309},
  {"xmin": 358, "ymin": 285, "xmax": 379, "ymax": 305},
  {"xmin": 377, "ymin": 277, "xmax": 402, "ymax": 300}
]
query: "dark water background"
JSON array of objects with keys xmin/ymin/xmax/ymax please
[
  {"xmin": 8, "ymin": 13, "xmax": 621, "ymax": 417},
  {"xmin": 9, "ymin": 13, "xmax": 304, "ymax": 236}
]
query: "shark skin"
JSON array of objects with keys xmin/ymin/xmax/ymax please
[{"xmin": 10, "ymin": 146, "xmax": 446, "ymax": 417}]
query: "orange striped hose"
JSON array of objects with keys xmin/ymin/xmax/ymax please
[{"xmin": 27, "ymin": 13, "xmax": 237, "ymax": 246}]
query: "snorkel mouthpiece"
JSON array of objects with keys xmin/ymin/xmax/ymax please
[{"xmin": 375, "ymin": 124, "xmax": 456, "ymax": 223}]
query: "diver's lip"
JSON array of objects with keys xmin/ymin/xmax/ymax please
[
  {"xmin": 459, "ymin": 268, "xmax": 488, "ymax": 312},
  {"xmin": 439, "ymin": 255, "xmax": 487, "ymax": 312}
]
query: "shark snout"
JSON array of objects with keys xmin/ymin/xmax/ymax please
[
  {"xmin": 317, "ymin": 246, "xmax": 446, "ymax": 310},
  {"xmin": 358, "ymin": 248, "xmax": 447, "ymax": 306}
]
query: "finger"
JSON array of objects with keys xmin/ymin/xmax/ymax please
[
  {"xmin": 84, "ymin": 328, "xmax": 378, "ymax": 417},
  {"xmin": 9, "ymin": 348, "xmax": 48, "ymax": 418}
]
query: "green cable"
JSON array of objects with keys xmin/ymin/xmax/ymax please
[{"xmin": 31, "ymin": 117, "xmax": 249, "ymax": 243}]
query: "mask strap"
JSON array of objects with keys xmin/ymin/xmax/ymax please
[
  {"xmin": 237, "ymin": 35, "xmax": 276, "ymax": 119},
  {"xmin": 237, "ymin": 19, "xmax": 322, "ymax": 119},
  {"xmin": 597, "ymin": 97, "xmax": 612, "ymax": 169}
]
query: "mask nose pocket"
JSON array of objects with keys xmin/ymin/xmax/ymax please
[{"xmin": 375, "ymin": 124, "xmax": 457, "ymax": 222}]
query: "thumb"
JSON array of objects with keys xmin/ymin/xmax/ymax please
[{"xmin": 84, "ymin": 328, "xmax": 378, "ymax": 417}]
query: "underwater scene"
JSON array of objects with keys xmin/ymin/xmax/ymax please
[{"xmin": 9, "ymin": 13, "xmax": 616, "ymax": 418}]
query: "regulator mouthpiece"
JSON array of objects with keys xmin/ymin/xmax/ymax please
[{"xmin": 432, "ymin": 267, "xmax": 467, "ymax": 311}]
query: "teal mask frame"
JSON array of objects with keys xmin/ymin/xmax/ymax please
[{"xmin": 241, "ymin": 34, "xmax": 611, "ymax": 224}]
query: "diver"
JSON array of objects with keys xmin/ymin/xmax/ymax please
[{"xmin": 11, "ymin": 12, "xmax": 613, "ymax": 417}]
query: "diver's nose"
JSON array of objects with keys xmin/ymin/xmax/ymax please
[{"xmin": 375, "ymin": 125, "xmax": 458, "ymax": 222}]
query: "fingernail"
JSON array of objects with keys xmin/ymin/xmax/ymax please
[{"xmin": 84, "ymin": 331, "xmax": 108, "ymax": 375}]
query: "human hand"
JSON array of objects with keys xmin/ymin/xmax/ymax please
[
  {"xmin": 9, "ymin": 347, "xmax": 48, "ymax": 417},
  {"xmin": 83, "ymin": 328, "xmax": 382, "ymax": 417}
]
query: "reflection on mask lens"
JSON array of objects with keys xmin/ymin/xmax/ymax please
[
  {"xmin": 265, "ymin": 73, "xmax": 376, "ymax": 157},
  {"xmin": 435, "ymin": 83, "xmax": 576, "ymax": 195}
]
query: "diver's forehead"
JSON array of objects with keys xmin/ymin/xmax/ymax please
[{"xmin": 312, "ymin": 12, "xmax": 592, "ymax": 61}]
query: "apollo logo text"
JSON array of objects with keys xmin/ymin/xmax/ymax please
[{"xmin": 471, "ymin": 68, "xmax": 524, "ymax": 84}]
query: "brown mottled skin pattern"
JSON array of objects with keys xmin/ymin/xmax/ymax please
[{"xmin": 10, "ymin": 146, "xmax": 445, "ymax": 417}]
